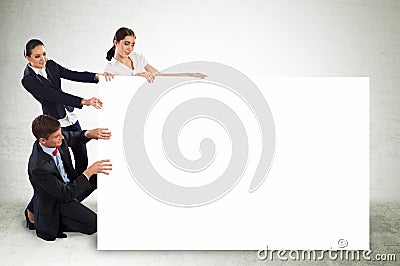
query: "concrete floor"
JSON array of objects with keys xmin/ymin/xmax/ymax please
[{"xmin": 0, "ymin": 201, "xmax": 398, "ymax": 266}]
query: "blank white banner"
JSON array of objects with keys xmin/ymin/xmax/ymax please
[{"xmin": 96, "ymin": 70, "xmax": 369, "ymax": 250}]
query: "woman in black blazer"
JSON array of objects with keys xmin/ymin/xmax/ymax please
[{"xmin": 22, "ymin": 39, "xmax": 113, "ymax": 228}]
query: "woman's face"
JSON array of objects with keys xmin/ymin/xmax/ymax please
[
  {"xmin": 26, "ymin": 45, "xmax": 47, "ymax": 68},
  {"xmin": 114, "ymin": 36, "xmax": 135, "ymax": 58}
]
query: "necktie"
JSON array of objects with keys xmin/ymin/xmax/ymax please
[
  {"xmin": 53, "ymin": 146, "xmax": 60, "ymax": 156},
  {"xmin": 53, "ymin": 146, "xmax": 70, "ymax": 184}
]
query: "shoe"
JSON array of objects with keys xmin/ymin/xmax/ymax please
[
  {"xmin": 56, "ymin": 232, "xmax": 67, "ymax": 238},
  {"xmin": 24, "ymin": 208, "xmax": 35, "ymax": 230}
]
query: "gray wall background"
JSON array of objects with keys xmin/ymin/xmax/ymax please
[
  {"xmin": 0, "ymin": 0, "xmax": 399, "ymax": 254},
  {"xmin": 1, "ymin": 0, "xmax": 398, "ymax": 203}
]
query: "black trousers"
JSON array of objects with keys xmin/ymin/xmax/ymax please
[
  {"xmin": 59, "ymin": 201, "xmax": 97, "ymax": 235},
  {"xmin": 61, "ymin": 120, "xmax": 88, "ymax": 174},
  {"xmin": 32, "ymin": 175, "xmax": 97, "ymax": 240},
  {"xmin": 59, "ymin": 175, "xmax": 97, "ymax": 235}
]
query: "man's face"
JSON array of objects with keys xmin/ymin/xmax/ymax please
[{"xmin": 39, "ymin": 128, "xmax": 64, "ymax": 148}]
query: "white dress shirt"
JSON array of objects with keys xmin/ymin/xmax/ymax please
[
  {"xmin": 29, "ymin": 64, "xmax": 48, "ymax": 79},
  {"xmin": 104, "ymin": 52, "xmax": 149, "ymax": 76}
]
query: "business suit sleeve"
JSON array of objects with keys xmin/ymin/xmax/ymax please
[
  {"xmin": 21, "ymin": 76, "xmax": 83, "ymax": 108},
  {"xmin": 31, "ymin": 167, "xmax": 91, "ymax": 203},
  {"xmin": 54, "ymin": 61, "xmax": 98, "ymax": 83},
  {"xmin": 63, "ymin": 130, "xmax": 91, "ymax": 147}
]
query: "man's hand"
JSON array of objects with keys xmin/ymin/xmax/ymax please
[
  {"xmin": 85, "ymin": 128, "xmax": 111, "ymax": 140},
  {"xmin": 83, "ymin": 159, "xmax": 112, "ymax": 178}
]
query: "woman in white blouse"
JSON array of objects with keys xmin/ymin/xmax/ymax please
[{"xmin": 105, "ymin": 27, "xmax": 207, "ymax": 83}]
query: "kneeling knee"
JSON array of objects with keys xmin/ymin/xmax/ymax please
[
  {"xmin": 83, "ymin": 215, "xmax": 97, "ymax": 235},
  {"xmin": 84, "ymin": 225, "xmax": 97, "ymax": 235}
]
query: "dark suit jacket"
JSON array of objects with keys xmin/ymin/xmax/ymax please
[
  {"xmin": 28, "ymin": 130, "xmax": 92, "ymax": 241},
  {"xmin": 21, "ymin": 60, "xmax": 98, "ymax": 119}
]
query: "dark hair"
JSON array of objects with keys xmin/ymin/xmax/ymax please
[
  {"xmin": 32, "ymin": 115, "xmax": 61, "ymax": 140},
  {"xmin": 24, "ymin": 39, "xmax": 44, "ymax": 57},
  {"xmin": 106, "ymin": 27, "xmax": 135, "ymax": 61}
]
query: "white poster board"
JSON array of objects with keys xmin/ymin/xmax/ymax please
[{"xmin": 97, "ymin": 67, "xmax": 369, "ymax": 250}]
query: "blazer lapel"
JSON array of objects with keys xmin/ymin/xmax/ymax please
[
  {"xmin": 36, "ymin": 142, "xmax": 57, "ymax": 169},
  {"xmin": 58, "ymin": 145, "xmax": 77, "ymax": 180},
  {"xmin": 24, "ymin": 64, "xmax": 44, "ymax": 86},
  {"xmin": 35, "ymin": 142, "xmax": 65, "ymax": 182},
  {"xmin": 46, "ymin": 68, "xmax": 56, "ymax": 84},
  {"xmin": 24, "ymin": 63, "xmax": 58, "ymax": 88},
  {"xmin": 35, "ymin": 74, "xmax": 45, "ymax": 86}
]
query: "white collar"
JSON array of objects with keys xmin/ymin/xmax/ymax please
[
  {"xmin": 28, "ymin": 64, "xmax": 46, "ymax": 75},
  {"xmin": 111, "ymin": 55, "xmax": 135, "ymax": 71},
  {"xmin": 39, "ymin": 143, "xmax": 57, "ymax": 157}
]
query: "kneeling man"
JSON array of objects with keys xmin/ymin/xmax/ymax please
[{"xmin": 28, "ymin": 115, "xmax": 112, "ymax": 241}]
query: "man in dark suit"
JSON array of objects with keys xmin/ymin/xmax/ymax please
[{"xmin": 28, "ymin": 114, "xmax": 112, "ymax": 241}]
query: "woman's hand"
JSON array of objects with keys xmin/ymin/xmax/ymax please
[
  {"xmin": 136, "ymin": 71, "xmax": 155, "ymax": 83},
  {"xmin": 190, "ymin": 72, "xmax": 207, "ymax": 79},
  {"xmin": 155, "ymin": 72, "xmax": 208, "ymax": 79},
  {"xmin": 95, "ymin": 72, "xmax": 115, "ymax": 81},
  {"xmin": 81, "ymin": 97, "xmax": 103, "ymax": 109}
]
